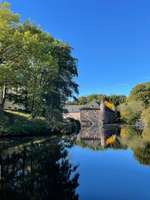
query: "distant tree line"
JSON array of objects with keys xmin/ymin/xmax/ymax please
[
  {"xmin": 0, "ymin": 2, "xmax": 78, "ymax": 127},
  {"xmin": 67, "ymin": 94, "xmax": 127, "ymax": 106}
]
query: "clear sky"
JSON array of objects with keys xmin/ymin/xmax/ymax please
[{"xmin": 4, "ymin": 0, "xmax": 150, "ymax": 96}]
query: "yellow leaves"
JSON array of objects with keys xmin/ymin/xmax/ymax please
[
  {"xmin": 106, "ymin": 135, "xmax": 116, "ymax": 145},
  {"xmin": 120, "ymin": 128, "xmax": 128, "ymax": 138},
  {"xmin": 121, "ymin": 111, "xmax": 129, "ymax": 117},
  {"xmin": 22, "ymin": 31, "xmax": 41, "ymax": 55},
  {"xmin": 104, "ymin": 100, "xmax": 115, "ymax": 111},
  {"xmin": 0, "ymin": 2, "xmax": 19, "ymax": 25},
  {"xmin": 0, "ymin": 2, "xmax": 19, "ymax": 42},
  {"xmin": 23, "ymin": 31, "xmax": 38, "ymax": 44}
]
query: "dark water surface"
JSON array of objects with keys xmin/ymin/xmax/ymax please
[{"xmin": 0, "ymin": 125, "xmax": 150, "ymax": 200}]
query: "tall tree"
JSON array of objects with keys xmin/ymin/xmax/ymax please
[
  {"xmin": 0, "ymin": 2, "xmax": 19, "ymax": 110},
  {"xmin": 0, "ymin": 3, "xmax": 79, "ymax": 128}
]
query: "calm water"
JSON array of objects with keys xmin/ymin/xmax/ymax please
[{"xmin": 0, "ymin": 125, "xmax": 150, "ymax": 200}]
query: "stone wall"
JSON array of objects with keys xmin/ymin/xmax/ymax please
[{"xmin": 80, "ymin": 109, "xmax": 101, "ymax": 126}]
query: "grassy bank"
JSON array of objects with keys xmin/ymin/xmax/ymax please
[
  {"xmin": 0, "ymin": 110, "xmax": 80, "ymax": 137},
  {"xmin": 0, "ymin": 110, "xmax": 50, "ymax": 136}
]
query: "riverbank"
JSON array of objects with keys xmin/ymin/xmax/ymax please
[{"xmin": 0, "ymin": 110, "xmax": 80, "ymax": 137}]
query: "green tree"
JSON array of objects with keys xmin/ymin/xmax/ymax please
[
  {"xmin": 108, "ymin": 95, "xmax": 126, "ymax": 106},
  {"xmin": 0, "ymin": 3, "xmax": 79, "ymax": 128},
  {"xmin": 77, "ymin": 96, "xmax": 88, "ymax": 105},
  {"xmin": 128, "ymin": 82, "xmax": 150, "ymax": 107},
  {"xmin": 0, "ymin": 2, "xmax": 20, "ymax": 110}
]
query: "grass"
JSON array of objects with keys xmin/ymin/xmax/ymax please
[
  {"xmin": 5, "ymin": 110, "xmax": 31, "ymax": 119},
  {"xmin": 0, "ymin": 110, "xmax": 50, "ymax": 136}
]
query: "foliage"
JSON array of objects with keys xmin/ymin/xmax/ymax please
[
  {"xmin": 0, "ymin": 2, "xmax": 20, "ymax": 108},
  {"xmin": 0, "ymin": 2, "xmax": 78, "ymax": 128},
  {"xmin": 119, "ymin": 101, "xmax": 144, "ymax": 124},
  {"xmin": 128, "ymin": 82, "xmax": 150, "ymax": 107},
  {"xmin": 72, "ymin": 94, "xmax": 126, "ymax": 106},
  {"xmin": 76, "ymin": 96, "xmax": 88, "ymax": 105},
  {"xmin": 141, "ymin": 107, "xmax": 150, "ymax": 128},
  {"xmin": 118, "ymin": 82, "xmax": 150, "ymax": 125},
  {"xmin": 133, "ymin": 142, "xmax": 150, "ymax": 166},
  {"xmin": 142, "ymin": 128, "xmax": 150, "ymax": 142},
  {"xmin": 108, "ymin": 95, "xmax": 127, "ymax": 106}
]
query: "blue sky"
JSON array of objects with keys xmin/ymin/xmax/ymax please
[{"xmin": 5, "ymin": 0, "xmax": 150, "ymax": 96}]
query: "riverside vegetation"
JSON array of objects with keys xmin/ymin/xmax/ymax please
[{"xmin": 0, "ymin": 2, "xmax": 80, "ymax": 136}]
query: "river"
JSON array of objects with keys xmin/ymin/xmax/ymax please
[{"xmin": 0, "ymin": 125, "xmax": 150, "ymax": 200}]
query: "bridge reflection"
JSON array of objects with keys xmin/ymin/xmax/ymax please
[{"xmin": 77, "ymin": 124, "xmax": 121, "ymax": 148}]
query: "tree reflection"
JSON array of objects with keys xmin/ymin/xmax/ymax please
[
  {"xmin": 0, "ymin": 137, "xmax": 79, "ymax": 200},
  {"xmin": 133, "ymin": 142, "xmax": 150, "ymax": 166},
  {"xmin": 118, "ymin": 127, "xmax": 150, "ymax": 167}
]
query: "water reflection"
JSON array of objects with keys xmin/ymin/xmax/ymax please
[
  {"xmin": 71, "ymin": 125, "xmax": 150, "ymax": 200},
  {"xmin": 0, "ymin": 126, "xmax": 150, "ymax": 200},
  {"xmin": 77, "ymin": 124, "xmax": 150, "ymax": 166},
  {"xmin": 0, "ymin": 137, "xmax": 79, "ymax": 200},
  {"xmin": 134, "ymin": 143, "xmax": 150, "ymax": 166},
  {"xmin": 77, "ymin": 125, "xmax": 123, "ymax": 149}
]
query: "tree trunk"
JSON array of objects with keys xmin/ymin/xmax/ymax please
[
  {"xmin": 0, "ymin": 85, "xmax": 7, "ymax": 111},
  {"xmin": 24, "ymin": 90, "xmax": 28, "ymax": 112}
]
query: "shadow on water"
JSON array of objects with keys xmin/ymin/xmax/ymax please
[{"xmin": 0, "ymin": 137, "xmax": 79, "ymax": 200}]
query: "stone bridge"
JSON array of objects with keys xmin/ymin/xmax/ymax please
[{"xmin": 64, "ymin": 100, "xmax": 118, "ymax": 126}]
